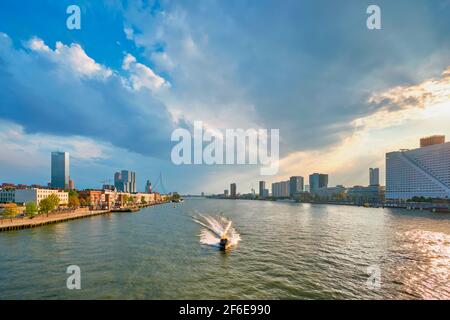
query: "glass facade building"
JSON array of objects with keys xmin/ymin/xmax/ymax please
[{"xmin": 51, "ymin": 152, "xmax": 69, "ymax": 189}]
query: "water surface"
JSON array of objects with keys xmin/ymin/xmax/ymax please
[{"xmin": 0, "ymin": 199, "xmax": 449, "ymax": 299}]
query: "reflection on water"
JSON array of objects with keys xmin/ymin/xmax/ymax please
[
  {"xmin": 394, "ymin": 230, "xmax": 450, "ymax": 299},
  {"xmin": 0, "ymin": 199, "xmax": 449, "ymax": 299}
]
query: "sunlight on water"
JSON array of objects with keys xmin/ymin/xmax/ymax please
[
  {"xmin": 192, "ymin": 214, "xmax": 241, "ymax": 249},
  {"xmin": 396, "ymin": 229, "xmax": 450, "ymax": 299}
]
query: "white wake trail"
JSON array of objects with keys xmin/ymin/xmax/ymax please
[{"xmin": 192, "ymin": 214, "xmax": 241, "ymax": 249}]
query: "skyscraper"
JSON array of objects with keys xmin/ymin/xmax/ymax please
[
  {"xmin": 51, "ymin": 152, "xmax": 69, "ymax": 189},
  {"xmin": 309, "ymin": 173, "xmax": 328, "ymax": 194},
  {"xmin": 114, "ymin": 170, "xmax": 136, "ymax": 193},
  {"xmin": 271, "ymin": 180, "xmax": 290, "ymax": 198},
  {"xmin": 289, "ymin": 176, "xmax": 304, "ymax": 197},
  {"xmin": 145, "ymin": 180, "xmax": 152, "ymax": 193},
  {"xmin": 369, "ymin": 168, "xmax": 380, "ymax": 186},
  {"xmin": 386, "ymin": 137, "xmax": 450, "ymax": 200},
  {"xmin": 230, "ymin": 183, "xmax": 237, "ymax": 199},
  {"xmin": 259, "ymin": 181, "xmax": 266, "ymax": 197}
]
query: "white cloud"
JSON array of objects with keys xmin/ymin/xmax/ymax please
[
  {"xmin": 124, "ymin": 26, "xmax": 134, "ymax": 40},
  {"xmin": 122, "ymin": 53, "xmax": 169, "ymax": 91},
  {"xmin": 26, "ymin": 37, "xmax": 113, "ymax": 79}
]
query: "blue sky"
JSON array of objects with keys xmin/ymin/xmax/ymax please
[{"xmin": 0, "ymin": 0, "xmax": 449, "ymax": 194}]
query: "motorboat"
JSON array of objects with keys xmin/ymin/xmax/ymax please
[{"xmin": 219, "ymin": 236, "xmax": 231, "ymax": 251}]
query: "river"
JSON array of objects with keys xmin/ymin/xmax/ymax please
[{"xmin": 0, "ymin": 198, "xmax": 448, "ymax": 299}]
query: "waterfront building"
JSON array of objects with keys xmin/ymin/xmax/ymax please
[
  {"xmin": 314, "ymin": 185, "xmax": 347, "ymax": 200},
  {"xmin": 309, "ymin": 173, "xmax": 328, "ymax": 194},
  {"xmin": 79, "ymin": 190, "xmax": 104, "ymax": 208},
  {"xmin": 224, "ymin": 190, "xmax": 229, "ymax": 197},
  {"xmin": 15, "ymin": 188, "xmax": 68, "ymax": 206},
  {"xmin": 272, "ymin": 180, "xmax": 290, "ymax": 198},
  {"xmin": 369, "ymin": 168, "xmax": 380, "ymax": 186},
  {"xmin": 304, "ymin": 185, "xmax": 310, "ymax": 193},
  {"xmin": 259, "ymin": 181, "xmax": 266, "ymax": 197},
  {"xmin": 114, "ymin": 170, "xmax": 136, "ymax": 193},
  {"xmin": 347, "ymin": 185, "xmax": 385, "ymax": 204},
  {"xmin": 386, "ymin": 136, "xmax": 450, "ymax": 200},
  {"xmin": 51, "ymin": 152, "xmax": 70, "ymax": 189},
  {"xmin": 230, "ymin": 183, "xmax": 237, "ymax": 199},
  {"xmin": 289, "ymin": 176, "xmax": 304, "ymax": 197},
  {"xmin": 0, "ymin": 189, "xmax": 15, "ymax": 203}
]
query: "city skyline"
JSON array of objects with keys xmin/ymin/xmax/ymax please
[{"xmin": 0, "ymin": 1, "xmax": 449, "ymax": 194}]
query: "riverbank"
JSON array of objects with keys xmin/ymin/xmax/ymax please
[
  {"xmin": 0, "ymin": 201, "xmax": 169, "ymax": 232},
  {"xmin": 207, "ymin": 197, "xmax": 450, "ymax": 213}
]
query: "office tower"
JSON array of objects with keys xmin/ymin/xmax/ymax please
[
  {"xmin": 420, "ymin": 135, "xmax": 445, "ymax": 148},
  {"xmin": 114, "ymin": 170, "xmax": 136, "ymax": 193},
  {"xmin": 309, "ymin": 173, "xmax": 328, "ymax": 194},
  {"xmin": 51, "ymin": 152, "xmax": 70, "ymax": 189},
  {"xmin": 369, "ymin": 168, "xmax": 380, "ymax": 186},
  {"xmin": 230, "ymin": 183, "xmax": 237, "ymax": 199},
  {"xmin": 386, "ymin": 137, "xmax": 450, "ymax": 199},
  {"xmin": 145, "ymin": 180, "xmax": 152, "ymax": 193},
  {"xmin": 271, "ymin": 180, "xmax": 290, "ymax": 198},
  {"xmin": 259, "ymin": 181, "xmax": 266, "ymax": 197},
  {"xmin": 224, "ymin": 190, "xmax": 229, "ymax": 197},
  {"xmin": 289, "ymin": 176, "xmax": 304, "ymax": 196}
]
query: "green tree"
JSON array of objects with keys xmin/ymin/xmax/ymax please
[
  {"xmin": 39, "ymin": 194, "xmax": 60, "ymax": 213},
  {"xmin": 25, "ymin": 201, "xmax": 38, "ymax": 216},
  {"xmin": 141, "ymin": 196, "xmax": 147, "ymax": 204},
  {"xmin": 122, "ymin": 194, "xmax": 129, "ymax": 205},
  {"xmin": 68, "ymin": 194, "xmax": 80, "ymax": 208},
  {"xmin": 39, "ymin": 198, "xmax": 52, "ymax": 213},
  {"xmin": 48, "ymin": 194, "xmax": 60, "ymax": 208},
  {"xmin": 2, "ymin": 203, "xmax": 19, "ymax": 217},
  {"xmin": 172, "ymin": 192, "xmax": 181, "ymax": 200}
]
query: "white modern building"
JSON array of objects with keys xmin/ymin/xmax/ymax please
[
  {"xmin": 386, "ymin": 137, "xmax": 450, "ymax": 200},
  {"xmin": 15, "ymin": 189, "xmax": 69, "ymax": 206}
]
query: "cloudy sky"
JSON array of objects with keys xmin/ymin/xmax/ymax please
[{"xmin": 0, "ymin": 0, "xmax": 449, "ymax": 194}]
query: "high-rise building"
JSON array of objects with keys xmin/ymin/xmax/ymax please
[
  {"xmin": 145, "ymin": 180, "xmax": 152, "ymax": 193},
  {"xmin": 369, "ymin": 168, "xmax": 380, "ymax": 186},
  {"xmin": 420, "ymin": 135, "xmax": 445, "ymax": 148},
  {"xmin": 51, "ymin": 152, "xmax": 70, "ymax": 189},
  {"xmin": 309, "ymin": 173, "xmax": 328, "ymax": 194},
  {"xmin": 259, "ymin": 181, "xmax": 266, "ymax": 197},
  {"xmin": 114, "ymin": 170, "xmax": 136, "ymax": 193},
  {"xmin": 224, "ymin": 190, "xmax": 229, "ymax": 197},
  {"xmin": 271, "ymin": 180, "xmax": 290, "ymax": 198},
  {"xmin": 386, "ymin": 137, "xmax": 450, "ymax": 200},
  {"xmin": 230, "ymin": 183, "xmax": 237, "ymax": 199},
  {"xmin": 289, "ymin": 176, "xmax": 304, "ymax": 196}
]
